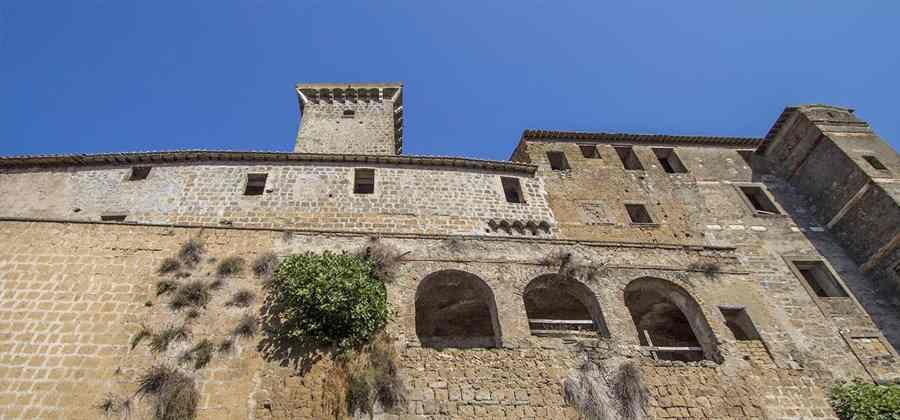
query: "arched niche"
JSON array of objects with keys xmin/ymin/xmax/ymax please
[
  {"xmin": 523, "ymin": 274, "xmax": 609, "ymax": 337},
  {"xmin": 415, "ymin": 269, "xmax": 502, "ymax": 348},
  {"xmin": 624, "ymin": 277, "xmax": 720, "ymax": 362}
]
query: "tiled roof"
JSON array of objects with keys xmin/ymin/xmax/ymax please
[
  {"xmin": 521, "ymin": 129, "xmax": 762, "ymax": 147},
  {"xmin": 0, "ymin": 150, "xmax": 536, "ymax": 175}
]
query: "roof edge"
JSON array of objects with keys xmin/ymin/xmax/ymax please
[
  {"xmin": 520, "ymin": 129, "xmax": 762, "ymax": 147},
  {"xmin": 0, "ymin": 150, "xmax": 535, "ymax": 175}
]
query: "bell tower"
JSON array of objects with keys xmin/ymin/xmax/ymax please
[{"xmin": 294, "ymin": 82, "xmax": 404, "ymax": 155}]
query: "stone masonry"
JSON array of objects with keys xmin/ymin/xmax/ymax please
[{"xmin": 1, "ymin": 83, "xmax": 899, "ymax": 420}]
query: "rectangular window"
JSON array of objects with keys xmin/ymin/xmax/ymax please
[
  {"xmin": 244, "ymin": 173, "xmax": 268, "ymax": 196},
  {"xmin": 653, "ymin": 148, "xmax": 688, "ymax": 173},
  {"xmin": 547, "ymin": 151, "xmax": 570, "ymax": 171},
  {"xmin": 100, "ymin": 214, "xmax": 127, "ymax": 222},
  {"xmin": 625, "ymin": 204, "xmax": 653, "ymax": 224},
  {"xmin": 863, "ymin": 155, "xmax": 887, "ymax": 170},
  {"xmin": 129, "ymin": 166, "xmax": 151, "ymax": 181},
  {"xmin": 790, "ymin": 260, "xmax": 848, "ymax": 298},
  {"xmin": 739, "ymin": 186, "xmax": 780, "ymax": 215},
  {"xmin": 615, "ymin": 146, "xmax": 644, "ymax": 170},
  {"xmin": 354, "ymin": 168, "xmax": 375, "ymax": 194},
  {"xmin": 719, "ymin": 307, "xmax": 760, "ymax": 341},
  {"xmin": 737, "ymin": 150, "xmax": 754, "ymax": 166},
  {"xmin": 579, "ymin": 144, "xmax": 600, "ymax": 159},
  {"xmin": 501, "ymin": 177, "xmax": 524, "ymax": 203}
]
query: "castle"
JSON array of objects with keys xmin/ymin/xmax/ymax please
[{"xmin": 1, "ymin": 82, "xmax": 899, "ymax": 419}]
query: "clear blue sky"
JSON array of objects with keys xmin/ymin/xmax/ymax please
[{"xmin": 2, "ymin": 2, "xmax": 899, "ymax": 161}]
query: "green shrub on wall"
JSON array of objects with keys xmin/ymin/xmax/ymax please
[
  {"xmin": 831, "ymin": 380, "xmax": 900, "ymax": 420},
  {"xmin": 267, "ymin": 252, "xmax": 390, "ymax": 349}
]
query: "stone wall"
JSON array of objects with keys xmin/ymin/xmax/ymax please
[
  {"xmin": 517, "ymin": 139, "xmax": 900, "ymax": 379},
  {"xmin": 0, "ymin": 220, "xmax": 888, "ymax": 419},
  {"xmin": 294, "ymin": 100, "xmax": 399, "ymax": 155},
  {"xmin": 0, "ymin": 162, "xmax": 553, "ymax": 237}
]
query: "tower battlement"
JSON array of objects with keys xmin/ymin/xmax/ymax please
[{"xmin": 294, "ymin": 82, "xmax": 404, "ymax": 155}]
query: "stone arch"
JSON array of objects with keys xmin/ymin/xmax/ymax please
[
  {"xmin": 523, "ymin": 274, "xmax": 610, "ymax": 337},
  {"xmin": 415, "ymin": 269, "xmax": 502, "ymax": 348},
  {"xmin": 624, "ymin": 277, "xmax": 720, "ymax": 362}
]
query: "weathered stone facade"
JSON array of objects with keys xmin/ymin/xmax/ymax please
[{"xmin": 1, "ymin": 84, "xmax": 899, "ymax": 420}]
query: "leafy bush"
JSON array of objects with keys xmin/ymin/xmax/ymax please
[
  {"xmin": 217, "ymin": 256, "xmax": 245, "ymax": 277},
  {"xmin": 136, "ymin": 365, "xmax": 199, "ymax": 420},
  {"xmin": 158, "ymin": 258, "xmax": 181, "ymax": 274},
  {"xmin": 170, "ymin": 280, "xmax": 211, "ymax": 310},
  {"xmin": 267, "ymin": 252, "xmax": 390, "ymax": 349},
  {"xmin": 178, "ymin": 239, "xmax": 204, "ymax": 268},
  {"xmin": 831, "ymin": 380, "xmax": 900, "ymax": 420}
]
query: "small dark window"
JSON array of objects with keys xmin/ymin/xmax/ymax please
[
  {"xmin": 653, "ymin": 148, "xmax": 688, "ymax": 173},
  {"xmin": 342, "ymin": 109, "xmax": 356, "ymax": 118},
  {"xmin": 863, "ymin": 155, "xmax": 887, "ymax": 170},
  {"xmin": 244, "ymin": 174, "xmax": 268, "ymax": 196},
  {"xmin": 354, "ymin": 169, "xmax": 375, "ymax": 194},
  {"xmin": 129, "ymin": 166, "xmax": 151, "ymax": 181},
  {"xmin": 547, "ymin": 151, "xmax": 570, "ymax": 171},
  {"xmin": 791, "ymin": 260, "xmax": 848, "ymax": 298},
  {"xmin": 625, "ymin": 204, "xmax": 653, "ymax": 224},
  {"xmin": 101, "ymin": 214, "xmax": 127, "ymax": 222},
  {"xmin": 615, "ymin": 146, "xmax": 644, "ymax": 170},
  {"xmin": 579, "ymin": 145, "xmax": 600, "ymax": 159},
  {"xmin": 737, "ymin": 150, "xmax": 754, "ymax": 166},
  {"xmin": 740, "ymin": 186, "xmax": 780, "ymax": 215},
  {"xmin": 719, "ymin": 307, "xmax": 760, "ymax": 341},
  {"xmin": 500, "ymin": 177, "xmax": 525, "ymax": 203}
]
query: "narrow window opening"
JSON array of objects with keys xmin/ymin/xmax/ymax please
[
  {"xmin": 737, "ymin": 150, "xmax": 754, "ymax": 166},
  {"xmin": 625, "ymin": 204, "xmax": 653, "ymax": 224},
  {"xmin": 244, "ymin": 174, "xmax": 268, "ymax": 196},
  {"xmin": 547, "ymin": 151, "xmax": 570, "ymax": 171},
  {"xmin": 791, "ymin": 260, "xmax": 848, "ymax": 298},
  {"xmin": 579, "ymin": 144, "xmax": 600, "ymax": 159},
  {"xmin": 863, "ymin": 155, "xmax": 887, "ymax": 170},
  {"xmin": 354, "ymin": 169, "xmax": 375, "ymax": 194},
  {"xmin": 740, "ymin": 186, "xmax": 780, "ymax": 215},
  {"xmin": 719, "ymin": 307, "xmax": 760, "ymax": 341},
  {"xmin": 129, "ymin": 166, "xmax": 151, "ymax": 181},
  {"xmin": 653, "ymin": 148, "xmax": 688, "ymax": 173},
  {"xmin": 100, "ymin": 214, "xmax": 127, "ymax": 222},
  {"xmin": 342, "ymin": 109, "xmax": 356, "ymax": 118},
  {"xmin": 501, "ymin": 177, "xmax": 524, "ymax": 203},
  {"xmin": 615, "ymin": 146, "xmax": 644, "ymax": 170}
]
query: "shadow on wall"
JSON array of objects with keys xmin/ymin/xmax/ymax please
[
  {"xmin": 751, "ymin": 162, "xmax": 900, "ymax": 351},
  {"xmin": 257, "ymin": 295, "xmax": 328, "ymax": 375}
]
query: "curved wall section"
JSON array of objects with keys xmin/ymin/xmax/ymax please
[{"xmin": 0, "ymin": 161, "xmax": 555, "ymax": 236}]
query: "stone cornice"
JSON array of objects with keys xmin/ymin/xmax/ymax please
[{"xmin": 0, "ymin": 150, "xmax": 536, "ymax": 175}]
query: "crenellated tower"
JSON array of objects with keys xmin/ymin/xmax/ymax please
[{"xmin": 293, "ymin": 82, "xmax": 403, "ymax": 155}]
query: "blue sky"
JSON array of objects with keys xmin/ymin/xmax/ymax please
[{"xmin": 2, "ymin": 1, "xmax": 899, "ymax": 161}]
